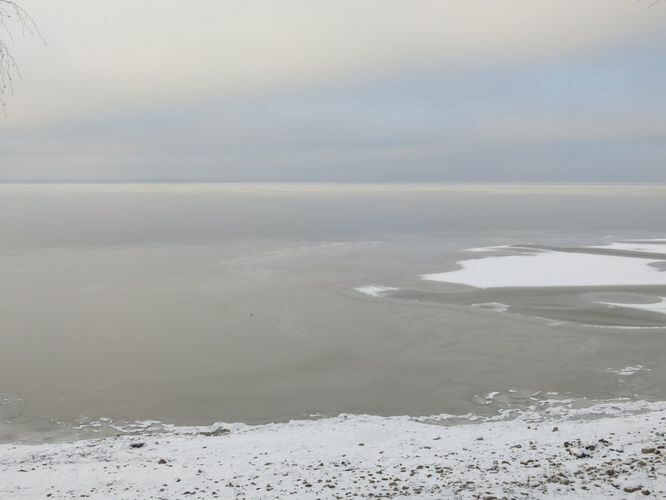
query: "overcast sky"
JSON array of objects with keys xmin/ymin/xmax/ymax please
[{"xmin": 1, "ymin": 0, "xmax": 666, "ymax": 182}]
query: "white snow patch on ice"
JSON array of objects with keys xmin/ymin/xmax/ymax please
[
  {"xmin": 473, "ymin": 391, "xmax": 502, "ymax": 405},
  {"xmin": 607, "ymin": 365, "xmax": 652, "ymax": 376},
  {"xmin": 354, "ymin": 285, "xmax": 399, "ymax": 297},
  {"xmin": 597, "ymin": 297, "xmax": 666, "ymax": 316},
  {"xmin": 470, "ymin": 302, "xmax": 510, "ymax": 313},
  {"xmin": 422, "ymin": 249, "xmax": 666, "ymax": 289},
  {"xmin": 580, "ymin": 323, "xmax": 666, "ymax": 331},
  {"xmin": 466, "ymin": 245, "xmax": 514, "ymax": 252}
]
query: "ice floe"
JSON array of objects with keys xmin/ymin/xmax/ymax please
[
  {"xmin": 423, "ymin": 248, "xmax": 666, "ymax": 289},
  {"xmin": 470, "ymin": 302, "xmax": 510, "ymax": 313},
  {"xmin": 607, "ymin": 365, "xmax": 652, "ymax": 376},
  {"xmin": 597, "ymin": 297, "xmax": 666, "ymax": 316},
  {"xmin": 354, "ymin": 285, "xmax": 399, "ymax": 297},
  {"xmin": 466, "ymin": 245, "xmax": 514, "ymax": 253},
  {"xmin": 591, "ymin": 241, "xmax": 666, "ymax": 255}
]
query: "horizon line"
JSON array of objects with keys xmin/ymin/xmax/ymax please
[{"xmin": 0, "ymin": 180, "xmax": 665, "ymax": 186}]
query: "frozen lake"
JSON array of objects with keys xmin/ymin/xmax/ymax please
[{"xmin": 1, "ymin": 183, "xmax": 665, "ymax": 442}]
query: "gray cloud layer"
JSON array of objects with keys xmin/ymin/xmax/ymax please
[{"xmin": 1, "ymin": 0, "xmax": 666, "ymax": 181}]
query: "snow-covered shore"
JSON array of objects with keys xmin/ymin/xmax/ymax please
[{"xmin": 2, "ymin": 401, "xmax": 665, "ymax": 499}]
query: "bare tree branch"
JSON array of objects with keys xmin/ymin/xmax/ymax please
[{"xmin": 0, "ymin": 0, "xmax": 41, "ymax": 113}]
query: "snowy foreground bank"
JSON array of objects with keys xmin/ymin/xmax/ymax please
[{"xmin": 2, "ymin": 402, "xmax": 665, "ymax": 499}]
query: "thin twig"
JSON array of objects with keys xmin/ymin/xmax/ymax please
[{"xmin": 0, "ymin": 0, "xmax": 42, "ymax": 113}]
